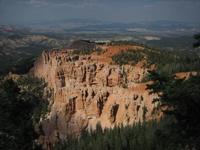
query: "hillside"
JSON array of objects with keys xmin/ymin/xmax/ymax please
[
  {"xmin": 29, "ymin": 41, "xmax": 200, "ymax": 149},
  {"xmin": 0, "ymin": 33, "xmax": 68, "ymax": 74},
  {"xmin": 31, "ymin": 43, "xmax": 159, "ymax": 147}
]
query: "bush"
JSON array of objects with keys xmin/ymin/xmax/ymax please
[
  {"xmin": 112, "ymin": 49, "xmax": 144, "ymax": 65},
  {"xmin": 113, "ymin": 47, "xmax": 200, "ymax": 76},
  {"xmin": 72, "ymin": 46, "xmax": 102, "ymax": 55}
]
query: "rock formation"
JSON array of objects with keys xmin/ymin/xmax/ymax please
[{"xmin": 31, "ymin": 45, "xmax": 159, "ymax": 146}]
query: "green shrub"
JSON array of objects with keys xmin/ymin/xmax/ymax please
[
  {"xmin": 112, "ymin": 49, "xmax": 144, "ymax": 65},
  {"xmin": 72, "ymin": 47, "xmax": 102, "ymax": 55}
]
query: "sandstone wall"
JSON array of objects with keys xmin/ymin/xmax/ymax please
[{"xmin": 32, "ymin": 49, "xmax": 159, "ymax": 145}]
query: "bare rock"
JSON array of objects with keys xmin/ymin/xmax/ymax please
[{"xmin": 31, "ymin": 47, "xmax": 159, "ymax": 145}]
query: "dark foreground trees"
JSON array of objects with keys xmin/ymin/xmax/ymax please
[
  {"xmin": 147, "ymin": 71, "xmax": 200, "ymax": 149},
  {"xmin": 54, "ymin": 120, "xmax": 178, "ymax": 150},
  {"xmin": 0, "ymin": 76, "xmax": 49, "ymax": 150}
]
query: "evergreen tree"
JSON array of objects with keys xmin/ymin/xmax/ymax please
[
  {"xmin": 193, "ymin": 33, "xmax": 200, "ymax": 48},
  {"xmin": 147, "ymin": 71, "xmax": 200, "ymax": 149},
  {"xmin": 0, "ymin": 76, "xmax": 48, "ymax": 150}
]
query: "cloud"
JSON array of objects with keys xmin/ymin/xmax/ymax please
[
  {"xmin": 28, "ymin": 0, "xmax": 49, "ymax": 7},
  {"xmin": 2, "ymin": 0, "xmax": 199, "ymax": 3},
  {"xmin": 1, "ymin": 0, "xmax": 199, "ymax": 8},
  {"xmin": 7, "ymin": 0, "xmax": 99, "ymax": 7},
  {"xmin": 0, "ymin": 0, "xmax": 199, "ymax": 24},
  {"xmin": 21, "ymin": 0, "xmax": 200, "ymax": 7}
]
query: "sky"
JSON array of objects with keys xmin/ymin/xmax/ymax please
[{"xmin": 0, "ymin": 0, "xmax": 200, "ymax": 25}]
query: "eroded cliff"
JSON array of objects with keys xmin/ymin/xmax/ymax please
[{"xmin": 31, "ymin": 44, "xmax": 159, "ymax": 146}]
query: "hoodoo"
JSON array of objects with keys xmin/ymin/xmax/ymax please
[{"xmin": 31, "ymin": 43, "xmax": 159, "ymax": 146}]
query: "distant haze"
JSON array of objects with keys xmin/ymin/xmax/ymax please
[{"xmin": 0, "ymin": 0, "xmax": 200, "ymax": 25}]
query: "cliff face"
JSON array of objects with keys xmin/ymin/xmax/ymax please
[{"xmin": 31, "ymin": 45, "xmax": 159, "ymax": 145}]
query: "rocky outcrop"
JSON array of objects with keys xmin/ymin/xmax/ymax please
[
  {"xmin": 31, "ymin": 47, "xmax": 159, "ymax": 146},
  {"xmin": 109, "ymin": 103, "xmax": 119, "ymax": 123}
]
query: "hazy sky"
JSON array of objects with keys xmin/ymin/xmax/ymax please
[{"xmin": 0, "ymin": 0, "xmax": 200, "ymax": 25}]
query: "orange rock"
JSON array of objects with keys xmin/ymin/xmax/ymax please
[{"xmin": 31, "ymin": 45, "xmax": 159, "ymax": 144}]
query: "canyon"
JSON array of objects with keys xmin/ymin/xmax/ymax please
[{"xmin": 31, "ymin": 44, "xmax": 160, "ymax": 148}]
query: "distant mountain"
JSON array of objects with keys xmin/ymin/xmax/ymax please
[
  {"xmin": 2, "ymin": 19, "xmax": 199, "ymax": 36},
  {"xmin": 38, "ymin": 19, "xmax": 200, "ymax": 35}
]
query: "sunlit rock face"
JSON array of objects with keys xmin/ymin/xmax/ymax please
[{"xmin": 31, "ymin": 46, "xmax": 159, "ymax": 146}]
